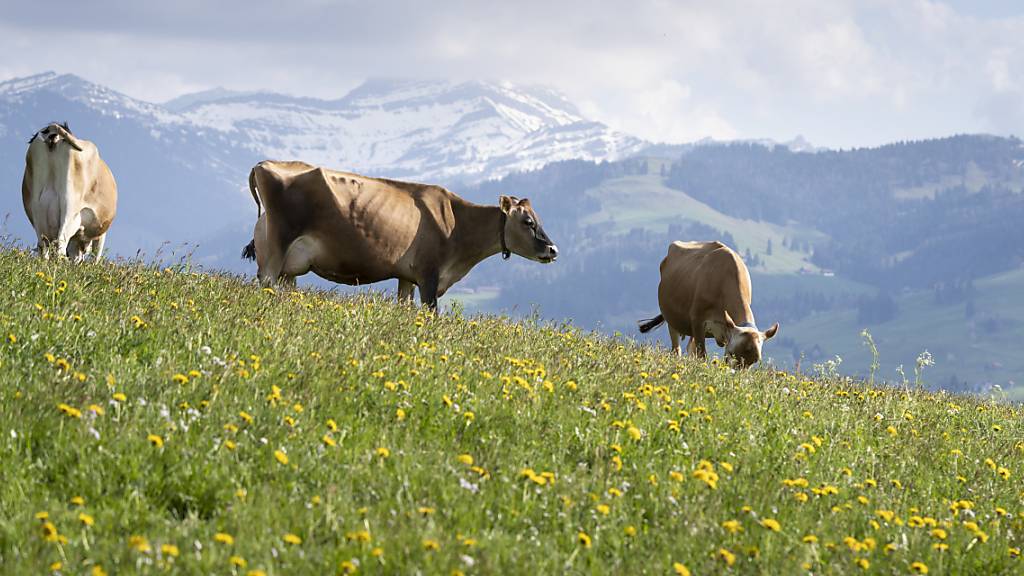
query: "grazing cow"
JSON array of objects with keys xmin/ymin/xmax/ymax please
[
  {"xmin": 22, "ymin": 122, "xmax": 117, "ymax": 261},
  {"xmin": 638, "ymin": 241, "xmax": 778, "ymax": 367},
  {"xmin": 241, "ymin": 160, "xmax": 558, "ymax": 307}
]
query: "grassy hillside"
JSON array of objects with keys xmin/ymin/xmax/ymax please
[
  {"xmin": 0, "ymin": 247, "xmax": 1022, "ymax": 575},
  {"xmin": 579, "ymin": 173, "xmax": 825, "ymax": 274},
  {"xmin": 784, "ymin": 269, "xmax": 1024, "ymax": 399}
]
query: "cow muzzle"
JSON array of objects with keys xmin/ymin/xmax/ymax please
[{"xmin": 539, "ymin": 244, "xmax": 558, "ymax": 263}]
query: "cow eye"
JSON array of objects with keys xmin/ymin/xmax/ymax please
[{"xmin": 523, "ymin": 217, "xmax": 535, "ymax": 228}]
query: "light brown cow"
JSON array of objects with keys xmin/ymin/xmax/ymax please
[
  {"xmin": 22, "ymin": 122, "xmax": 117, "ymax": 261},
  {"xmin": 241, "ymin": 160, "xmax": 558, "ymax": 307},
  {"xmin": 639, "ymin": 241, "xmax": 778, "ymax": 367}
]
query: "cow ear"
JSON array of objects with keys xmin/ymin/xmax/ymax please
[
  {"xmin": 763, "ymin": 323, "xmax": 779, "ymax": 339},
  {"xmin": 518, "ymin": 198, "xmax": 532, "ymax": 208},
  {"xmin": 499, "ymin": 195, "xmax": 515, "ymax": 213},
  {"xmin": 723, "ymin": 310, "xmax": 737, "ymax": 330}
]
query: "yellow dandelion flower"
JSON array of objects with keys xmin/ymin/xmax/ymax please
[
  {"xmin": 147, "ymin": 434, "xmax": 164, "ymax": 448},
  {"xmin": 224, "ymin": 440, "xmax": 237, "ymax": 451},
  {"xmin": 283, "ymin": 533, "xmax": 302, "ymax": 545},
  {"xmin": 161, "ymin": 544, "xmax": 180, "ymax": 557},
  {"xmin": 40, "ymin": 521, "xmax": 59, "ymax": 542},
  {"xmin": 214, "ymin": 532, "xmax": 235, "ymax": 545},
  {"xmin": 91, "ymin": 567, "xmax": 107, "ymax": 576},
  {"xmin": 673, "ymin": 562, "xmax": 691, "ymax": 576},
  {"xmin": 457, "ymin": 454, "xmax": 474, "ymax": 465},
  {"xmin": 717, "ymin": 548, "xmax": 736, "ymax": 566},
  {"xmin": 70, "ymin": 496, "xmax": 85, "ymax": 506},
  {"xmin": 422, "ymin": 539, "xmax": 440, "ymax": 551},
  {"xmin": 239, "ymin": 411, "xmax": 254, "ymax": 424},
  {"xmin": 624, "ymin": 525, "xmax": 637, "ymax": 537},
  {"xmin": 274, "ymin": 450, "xmax": 289, "ymax": 465},
  {"xmin": 721, "ymin": 519, "xmax": 743, "ymax": 533},
  {"xmin": 78, "ymin": 513, "xmax": 94, "ymax": 527},
  {"xmin": 50, "ymin": 562, "xmax": 62, "ymax": 571},
  {"xmin": 418, "ymin": 506, "xmax": 436, "ymax": 515},
  {"xmin": 230, "ymin": 556, "xmax": 247, "ymax": 567},
  {"xmin": 910, "ymin": 561, "xmax": 929, "ymax": 574},
  {"xmin": 376, "ymin": 447, "xmax": 390, "ymax": 458},
  {"xmin": 577, "ymin": 531, "xmax": 592, "ymax": 548},
  {"xmin": 760, "ymin": 518, "xmax": 781, "ymax": 532},
  {"xmin": 339, "ymin": 561, "xmax": 357, "ymax": 574},
  {"xmin": 129, "ymin": 535, "xmax": 151, "ymax": 552},
  {"xmin": 371, "ymin": 547, "xmax": 384, "ymax": 557},
  {"xmin": 930, "ymin": 528, "xmax": 947, "ymax": 540},
  {"xmin": 326, "ymin": 419, "xmax": 338, "ymax": 432},
  {"xmin": 57, "ymin": 403, "xmax": 82, "ymax": 419},
  {"xmin": 802, "ymin": 534, "xmax": 819, "ymax": 544},
  {"xmin": 626, "ymin": 426, "xmax": 642, "ymax": 441},
  {"xmin": 856, "ymin": 558, "xmax": 870, "ymax": 570},
  {"xmin": 172, "ymin": 373, "xmax": 189, "ymax": 385},
  {"xmin": 322, "ymin": 435, "xmax": 336, "ymax": 447},
  {"xmin": 396, "ymin": 408, "xmax": 407, "ymax": 421},
  {"xmin": 596, "ymin": 503, "xmax": 610, "ymax": 515},
  {"xmin": 112, "ymin": 392, "xmax": 127, "ymax": 402},
  {"xmin": 1009, "ymin": 547, "xmax": 1021, "ymax": 558}
]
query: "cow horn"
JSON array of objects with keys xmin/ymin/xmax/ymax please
[
  {"xmin": 64, "ymin": 135, "xmax": 84, "ymax": 151},
  {"xmin": 56, "ymin": 123, "xmax": 84, "ymax": 151}
]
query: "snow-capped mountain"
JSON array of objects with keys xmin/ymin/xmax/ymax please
[{"xmin": 166, "ymin": 78, "xmax": 645, "ymax": 182}]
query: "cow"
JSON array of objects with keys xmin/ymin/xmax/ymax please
[
  {"xmin": 241, "ymin": 160, "xmax": 558, "ymax": 307},
  {"xmin": 638, "ymin": 241, "xmax": 778, "ymax": 367},
  {"xmin": 22, "ymin": 122, "xmax": 117, "ymax": 261}
]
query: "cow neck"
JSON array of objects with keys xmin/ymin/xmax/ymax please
[{"xmin": 450, "ymin": 201, "xmax": 505, "ymax": 266}]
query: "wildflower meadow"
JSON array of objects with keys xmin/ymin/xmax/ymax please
[{"xmin": 0, "ymin": 247, "xmax": 1021, "ymax": 575}]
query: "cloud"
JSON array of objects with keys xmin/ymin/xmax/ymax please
[{"xmin": 1, "ymin": 0, "xmax": 1023, "ymax": 147}]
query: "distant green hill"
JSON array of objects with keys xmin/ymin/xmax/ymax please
[
  {"xmin": 1, "ymin": 248, "xmax": 1022, "ymax": 574},
  {"xmin": 784, "ymin": 268, "xmax": 1024, "ymax": 396}
]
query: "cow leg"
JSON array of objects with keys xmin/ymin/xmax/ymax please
[
  {"xmin": 690, "ymin": 335, "xmax": 707, "ymax": 358},
  {"xmin": 398, "ymin": 279, "xmax": 416, "ymax": 303},
  {"xmin": 419, "ymin": 272, "xmax": 440, "ymax": 310},
  {"xmin": 66, "ymin": 237, "xmax": 87, "ymax": 263},
  {"xmin": 91, "ymin": 233, "xmax": 107, "ymax": 262},
  {"xmin": 669, "ymin": 326, "xmax": 682, "ymax": 356},
  {"xmin": 56, "ymin": 212, "xmax": 83, "ymax": 261},
  {"xmin": 36, "ymin": 235, "xmax": 52, "ymax": 260}
]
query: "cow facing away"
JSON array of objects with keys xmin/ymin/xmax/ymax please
[
  {"xmin": 241, "ymin": 160, "xmax": 558, "ymax": 307},
  {"xmin": 639, "ymin": 241, "xmax": 778, "ymax": 367},
  {"xmin": 22, "ymin": 122, "xmax": 117, "ymax": 261}
]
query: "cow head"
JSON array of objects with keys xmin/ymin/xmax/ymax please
[
  {"xmin": 722, "ymin": 311, "xmax": 779, "ymax": 368},
  {"xmin": 499, "ymin": 195, "xmax": 558, "ymax": 263},
  {"xmin": 30, "ymin": 122, "xmax": 83, "ymax": 152}
]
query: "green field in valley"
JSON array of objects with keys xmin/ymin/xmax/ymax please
[
  {"xmin": 0, "ymin": 247, "xmax": 1022, "ymax": 575},
  {"xmin": 580, "ymin": 174, "xmax": 827, "ymax": 274},
  {"xmin": 783, "ymin": 268, "xmax": 1024, "ymax": 399}
]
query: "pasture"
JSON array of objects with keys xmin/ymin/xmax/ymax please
[{"xmin": 0, "ymin": 247, "xmax": 1021, "ymax": 574}]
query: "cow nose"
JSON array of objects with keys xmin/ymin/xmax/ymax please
[{"xmin": 548, "ymin": 245, "xmax": 559, "ymax": 260}]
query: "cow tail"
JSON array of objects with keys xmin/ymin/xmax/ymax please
[
  {"xmin": 241, "ymin": 239, "xmax": 256, "ymax": 261},
  {"xmin": 249, "ymin": 165, "xmax": 262, "ymax": 218},
  {"xmin": 637, "ymin": 314, "xmax": 665, "ymax": 333},
  {"xmin": 242, "ymin": 165, "xmax": 261, "ymax": 261}
]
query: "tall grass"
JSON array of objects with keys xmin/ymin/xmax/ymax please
[{"xmin": 0, "ymin": 247, "xmax": 1021, "ymax": 575}]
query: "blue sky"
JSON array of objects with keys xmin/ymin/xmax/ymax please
[{"xmin": 1, "ymin": 0, "xmax": 1022, "ymax": 148}]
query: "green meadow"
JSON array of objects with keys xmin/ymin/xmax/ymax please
[{"xmin": 0, "ymin": 247, "xmax": 1021, "ymax": 575}]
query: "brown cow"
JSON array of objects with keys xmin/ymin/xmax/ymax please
[
  {"xmin": 22, "ymin": 122, "xmax": 117, "ymax": 260},
  {"xmin": 241, "ymin": 160, "xmax": 558, "ymax": 307},
  {"xmin": 639, "ymin": 241, "xmax": 778, "ymax": 367}
]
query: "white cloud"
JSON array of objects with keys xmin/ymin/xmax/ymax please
[{"xmin": 0, "ymin": 1, "xmax": 1022, "ymax": 147}]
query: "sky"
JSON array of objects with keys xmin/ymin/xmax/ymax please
[{"xmin": 1, "ymin": 0, "xmax": 1022, "ymax": 148}]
